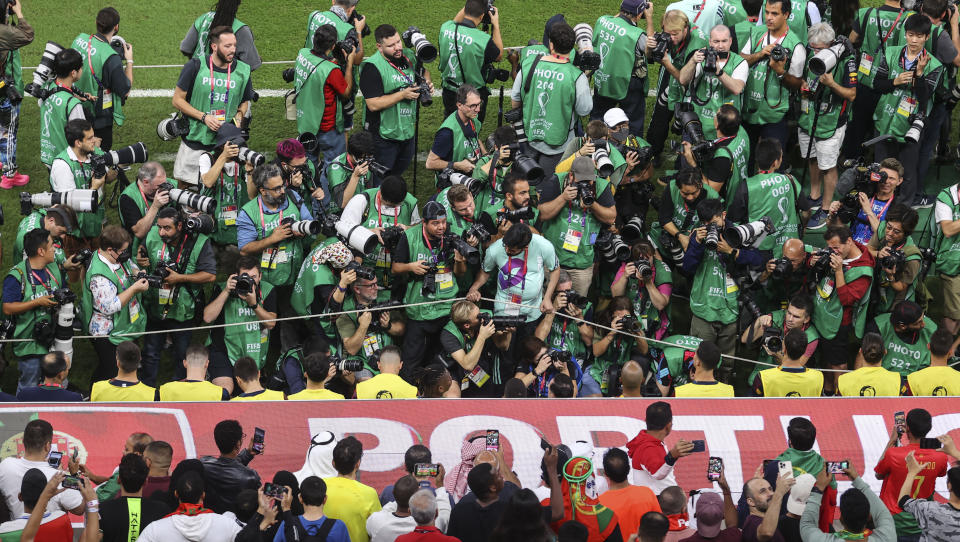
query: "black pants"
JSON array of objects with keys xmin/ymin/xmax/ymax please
[
  {"xmin": 646, "ymin": 100, "xmax": 673, "ymax": 157},
  {"xmin": 372, "ymin": 135, "xmax": 416, "ymax": 186},
  {"xmin": 590, "ymin": 77, "xmax": 648, "ymax": 137},
  {"xmin": 92, "ymin": 338, "xmax": 119, "ymax": 383},
  {"xmin": 841, "ymin": 83, "xmax": 880, "ymax": 160},
  {"xmin": 401, "ymin": 316, "xmax": 448, "ymax": 379},
  {"xmin": 442, "ymin": 87, "xmax": 490, "ymax": 124}
]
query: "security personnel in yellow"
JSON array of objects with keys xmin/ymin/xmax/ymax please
[
  {"xmin": 753, "ymin": 328, "xmax": 824, "ymax": 397},
  {"xmin": 158, "ymin": 345, "xmax": 230, "ymax": 401},
  {"xmin": 355, "ymin": 346, "xmax": 418, "ymax": 399},
  {"xmin": 90, "ymin": 341, "xmax": 157, "ymax": 402},
  {"xmin": 837, "ymin": 333, "xmax": 906, "ymax": 397},
  {"xmin": 672, "ymin": 341, "xmax": 735, "ymax": 397},
  {"xmin": 231, "ymin": 356, "xmax": 285, "ymax": 401},
  {"xmin": 908, "ymin": 328, "xmax": 960, "ymax": 396}
]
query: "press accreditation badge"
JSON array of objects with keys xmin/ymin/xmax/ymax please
[
  {"xmin": 724, "ymin": 274, "xmax": 739, "ymax": 294},
  {"xmin": 562, "ymin": 229, "xmax": 582, "ymax": 253},
  {"xmin": 129, "ymin": 300, "xmax": 140, "ymax": 322},
  {"xmin": 467, "ymin": 365, "xmax": 490, "ymax": 387},
  {"xmin": 158, "ymin": 288, "xmax": 173, "ymax": 305},
  {"xmin": 897, "ymin": 96, "xmax": 917, "ymax": 117},
  {"xmin": 505, "ymin": 293, "xmax": 522, "ymax": 316},
  {"xmin": 102, "ymin": 89, "xmax": 113, "ymax": 109},
  {"xmin": 212, "ymin": 109, "xmax": 226, "ymax": 122},
  {"xmin": 362, "ymin": 335, "xmax": 380, "ymax": 357},
  {"xmin": 858, "ymin": 53, "xmax": 873, "ymax": 76},
  {"xmin": 221, "ymin": 206, "xmax": 237, "ymax": 226}
]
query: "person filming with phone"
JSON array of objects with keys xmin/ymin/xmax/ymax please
[{"xmin": 626, "ymin": 401, "xmax": 695, "ymax": 494}]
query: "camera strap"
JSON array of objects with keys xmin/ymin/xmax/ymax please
[
  {"xmin": 289, "ymin": 57, "xmax": 325, "ymax": 104},
  {"xmin": 85, "ymin": 35, "xmax": 109, "ymax": 92},
  {"xmin": 522, "ymin": 55, "xmax": 544, "ymax": 95},
  {"xmin": 454, "ymin": 24, "xmax": 468, "ymax": 88}
]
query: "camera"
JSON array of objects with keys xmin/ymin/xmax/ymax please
[
  {"xmin": 402, "ymin": 26, "xmax": 438, "ymax": 63},
  {"xmin": 344, "ymin": 261, "xmax": 376, "ymax": 281},
  {"xmin": 135, "ymin": 271, "xmax": 164, "ymax": 289},
  {"xmin": 548, "ymin": 349, "xmax": 572, "ymax": 365},
  {"xmin": 336, "ymin": 222, "xmax": 379, "ymax": 255},
  {"xmin": 21, "ymin": 190, "xmax": 98, "ymax": 215},
  {"xmin": 237, "ymin": 146, "xmax": 265, "ymax": 167},
  {"xmin": 701, "ymin": 47, "xmax": 718, "ymax": 74},
  {"xmin": 478, "ymin": 312, "xmax": 525, "ymax": 329},
  {"xmin": 809, "ymin": 248, "xmax": 834, "ymax": 281},
  {"xmin": 348, "ymin": 9, "xmax": 370, "ymax": 37},
  {"xmin": 650, "ymin": 32, "xmax": 671, "ymax": 63},
  {"xmin": 564, "ymin": 290, "xmax": 589, "ymax": 310},
  {"xmin": 503, "ymin": 107, "xmax": 528, "ymax": 145},
  {"xmin": 591, "ymin": 139, "xmax": 615, "ymax": 178},
  {"xmin": 72, "ymin": 249, "xmax": 93, "ymax": 268},
  {"xmin": 332, "ymin": 355, "xmax": 364, "ymax": 372},
  {"xmin": 879, "ymin": 248, "xmax": 906, "ymax": 270},
  {"xmin": 762, "ymin": 326, "xmax": 784, "ymax": 352},
  {"xmin": 0, "ymin": 76, "xmax": 20, "ymax": 104},
  {"xmin": 464, "ymin": 223, "xmax": 491, "ymax": 245},
  {"xmin": 905, "ymin": 113, "xmax": 925, "ymax": 143},
  {"xmin": 443, "ymin": 233, "xmax": 481, "ymax": 265},
  {"xmin": 771, "ymin": 257, "xmax": 792, "ymax": 280},
  {"xmin": 617, "ymin": 314, "xmax": 639, "ymax": 331},
  {"xmin": 596, "ymin": 230, "xmax": 631, "ymax": 263},
  {"xmin": 152, "ymin": 261, "xmax": 173, "ymax": 282},
  {"xmin": 380, "ymin": 226, "xmax": 405, "ymax": 252},
  {"xmin": 110, "ymin": 35, "xmax": 127, "ymax": 57},
  {"xmin": 511, "ymin": 152, "xmax": 544, "ymax": 182},
  {"xmin": 281, "ymin": 216, "xmax": 321, "ymax": 236},
  {"xmin": 741, "ymin": 292, "xmax": 763, "ymax": 319},
  {"xmin": 809, "ymin": 36, "xmax": 854, "ymax": 76},
  {"xmin": 574, "ymin": 180, "xmax": 595, "ymax": 206},
  {"xmin": 769, "ymin": 44, "xmax": 787, "ymax": 62},
  {"xmin": 659, "ymin": 232, "xmax": 684, "ymax": 267},
  {"xmin": 408, "ymin": 77, "xmax": 433, "ymax": 107},
  {"xmin": 612, "ymin": 137, "xmax": 655, "ymax": 171},
  {"xmin": 704, "ymin": 224, "xmax": 719, "ymax": 251},
  {"xmin": 621, "ymin": 216, "xmax": 646, "ymax": 244},
  {"xmin": 156, "ymin": 112, "xmax": 190, "ymax": 141},
  {"xmin": 281, "ymin": 67, "xmax": 295, "ymax": 83},
  {"xmin": 234, "ymin": 272, "xmax": 256, "ymax": 297},
  {"xmin": 724, "ymin": 217, "xmax": 774, "ymax": 249},
  {"xmin": 90, "ymin": 142, "xmax": 149, "ymax": 178},
  {"xmin": 50, "ymin": 288, "xmax": 75, "ymax": 306},
  {"xmin": 25, "ymin": 41, "xmax": 63, "ymax": 99},
  {"xmin": 437, "ymin": 168, "xmax": 483, "ymax": 195},
  {"xmin": 635, "ymin": 259, "xmax": 653, "ymax": 279},
  {"xmin": 497, "ymin": 206, "xmax": 536, "ymax": 224},
  {"xmin": 571, "ymin": 24, "xmax": 602, "ymax": 71},
  {"xmin": 158, "ymin": 182, "xmax": 217, "ymax": 215},
  {"xmin": 836, "ymin": 161, "xmax": 883, "ymax": 223},
  {"xmin": 421, "ymin": 265, "xmax": 440, "ymax": 295},
  {"xmin": 359, "ymin": 158, "xmax": 390, "ymax": 177},
  {"xmin": 482, "ymin": 63, "xmax": 510, "ymax": 84},
  {"xmin": 185, "ymin": 213, "xmax": 215, "ymax": 235},
  {"xmin": 337, "ymin": 29, "xmax": 360, "ymax": 56}
]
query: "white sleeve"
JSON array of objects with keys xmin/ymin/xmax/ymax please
[
  {"xmin": 410, "ymin": 204, "xmax": 422, "ymax": 225},
  {"xmin": 807, "ymin": 3, "xmax": 822, "ymax": 26},
  {"xmin": 789, "ymin": 44, "xmax": 806, "ymax": 77},
  {"xmin": 740, "ymin": 37, "xmax": 753, "ymax": 57},
  {"xmin": 510, "ymin": 70, "xmax": 524, "ymax": 103},
  {"xmin": 434, "ymin": 487, "xmax": 452, "ymax": 533},
  {"xmin": 49, "ymin": 159, "xmax": 78, "ymax": 192},
  {"xmin": 731, "ymin": 59, "xmax": 749, "ymax": 83},
  {"xmin": 51, "ymin": 487, "xmax": 82, "ymax": 513},
  {"xmin": 935, "ymin": 200, "xmax": 954, "ymax": 223},
  {"xmin": 341, "ymin": 193, "xmax": 368, "ymax": 225},
  {"xmin": 198, "ymin": 153, "xmax": 213, "ymax": 176},
  {"xmin": 68, "ymin": 104, "xmax": 86, "ymax": 121}
]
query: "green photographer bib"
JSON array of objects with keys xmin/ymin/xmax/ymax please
[
  {"xmin": 690, "ymin": 248, "xmax": 739, "ymax": 324},
  {"xmin": 82, "ymin": 254, "xmax": 146, "ymax": 345},
  {"xmin": 7, "ymin": 261, "xmax": 63, "ymax": 358},
  {"xmin": 876, "ymin": 313, "xmax": 936, "ymax": 376},
  {"xmin": 51, "ymin": 148, "xmax": 106, "ymax": 239},
  {"xmin": 305, "ymin": 10, "xmax": 354, "ymax": 48},
  {"xmin": 747, "ymin": 311, "xmax": 820, "ymax": 386},
  {"xmin": 655, "ymin": 334, "xmax": 703, "ymax": 387},
  {"xmin": 362, "ymin": 50, "xmax": 418, "ymax": 141},
  {"xmin": 358, "ymin": 188, "xmax": 418, "ymax": 288},
  {"xmin": 521, "ymin": 59, "xmax": 581, "ymax": 146},
  {"xmin": 326, "ymin": 153, "xmax": 370, "ymax": 214},
  {"xmin": 874, "ymin": 46, "xmax": 942, "ymax": 143},
  {"xmin": 340, "ymin": 293, "xmax": 395, "ymax": 373},
  {"xmin": 934, "ymin": 185, "xmax": 960, "ymax": 276},
  {"xmin": 39, "ymin": 89, "xmax": 82, "ymax": 167},
  {"xmin": 142, "ymin": 228, "xmax": 209, "ymax": 322},
  {"xmin": 205, "ymin": 279, "xmax": 274, "ymax": 368},
  {"xmin": 855, "ymin": 7, "xmax": 914, "ymax": 88},
  {"xmin": 72, "ymin": 33, "xmax": 124, "ymax": 126},
  {"xmin": 628, "ymin": 259, "xmax": 673, "ymax": 336},
  {"xmin": 742, "ymin": 26, "xmax": 802, "ymax": 124},
  {"xmin": 692, "ymin": 53, "xmax": 746, "ymax": 139},
  {"xmin": 185, "ymin": 57, "xmax": 251, "ymax": 147},
  {"xmin": 716, "ymin": 127, "xmax": 749, "ymax": 204},
  {"xmin": 547, "ymin": 302, "xmax": 593, "ymax": 368},
  {"xmin": 592, "ymin": 15, "xmax": 644, "ymax": 100},
  {"xmin": 540, "ymin": 173, "xmax": 610, "ymax": 270},
  {"xmin": 590, "ymin": 334, "xmax": 635, "ymax": 395},
  {"xmin": 759, "ymin": 0, "xmax": 810, "ymax": 43},
  {"xmin": 798, "ymin": 50, "xmax": 852, "ymax": 139},
  {"xmin": 295, "ymin": 49, "xmax": 344, "ymax": 136},
  {"xmin": 664, "ymin": 28, "xmax": 708, "ymax": 109},
  {"xmin": 200, "ymin": 158, "xmax": 250, "ymax": 246},
  {"xmin": 435, "ymin": 112, "xmax": 482, "ymax": 187},
  {"xmin": 401, "ymin": 224, "xmax": 458, "ymax": 322},
  {"xmin": 14, "ymin": 210, "xmax": 67, "ymax": 268},
  {"xmin": 812, "ymin": 264, "xmax": 872, "ymax": 339},
  {"xmin": 741, "ymin": 172, "xmax": 800, "ymax": 251},
  {"xmin": 439, "ymin": 21, "xmax": 491, "ymax": 91},
  {"xmin": 240, "ymin": 195, "xmax": 304, "ymax": 287}
]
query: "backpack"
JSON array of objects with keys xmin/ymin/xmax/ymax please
[{"xmin": 285, "ymin": 516, "xmax": 336, "ymax": 541}]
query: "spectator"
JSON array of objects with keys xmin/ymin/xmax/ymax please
[
  {"xmin": 908, "ymin": 328, "xmax": 960, "ymax": 395},
  {"xmin": 800, "ymin": 463, "xmax": 896, "ymax": 542},
  {"xmin": 158, "ymin": 345, "xmax": 231, "ymax": 401},
  {"xmin": 627, "ymin": 401, "xmax": 695, "ymax": 494},
  {"xmin": 684, "ymin": 491, "xmax": 740, "ymax": 542},
  {"xmin": 136, "ymin": 470, "xmax": 246, "ymax": 542},
  {"xmin": 490, "ymin": 487, "xmax": 556, "ymax": 542},
  {"xmin": 0, "ymin": 420, "xmax": 83, "ymax": 517},
  {"xmin": 638, "ymin": 511, "xmax": 670, "ymax": 542},
  {"xmin": 98, "ymin": 453, "xmax": 171, "ymax": 542},
  {"xmin": 15, "ymin": 352, "xmax": 82, "ymax": 402},
  {"xmin": 742, "ymin": 475, "xmax": 794, "ymax": 542},
  {"xmin": 558, "ymin": 520, "xmax": 590, "ymax": 542},
  {"xmin": 837, "ymin": 332, "xmax": 904, "ymax": 397},
  {"xmin": 142, "ymin": 441, "xmax": 174, "ymax": 499},
  {"xmin": 752, "ymin": 328, "xmax": 824, "ymax": 397},
  {"xmin": 598, "ymin": 448, "xmax": 661, "ymax": 537},
  {"xmin": 231, "ymin": 355, "xmax": 285, "ymax": 401},
  {"xmin": 898, "ymin": 451, "xmax": 960, "ymax": 542},
  {"xmin": 380, "ymin": 444, "xmax": 449, "ymax": 508},
  {"xmin": 199, "ymin": 419, "xmax": 262, "ymax": 514},
  {"xmin": 294, "ymin": 431, "xmax": 339, "ymax": 485},
  {"xmin": 82, "ymin": 432, "xmax": 153, "ymax": 502},
  {"xmin": 549, "ymin": 373, "xmax": 576, "ymax": 398},
  {"xmin": 274, "ymin": 476, "xmax": 351, "ymax": 542},
  {"xmin": 396, "ymin": 488, "xmax": 460, "ymax": 542},
  {"xmin": 288, "ymin": 352, "xmax": 347, "ymax": 400},
  {"xmin": 779, "ymin": 473, "xmax": 816, "ymax": 542},
  {"xmin": 672, "ymin": 340, "xmax": 734, "ymax": 397},
  {"xmin": 618, "ymin": 361, "xmax": 645, "ymax": 398},
  {"xmin": 657, "ymin": 486, "xmax": 692, "ymax": 542},
  {"xmin": 0, "ymin": 470, "xmax": 76, "ymax": 541},
  {"xmin": 324, "ymin": 436, "xmax": 382, "ymax": 542},
  {"xmin": 356, "ymin": 345, "xmax": 419, "ymax": 399},
  {"xmin": 549, "ymin": 456, "xmax": 622, "ymax": 542},
  {"xmin": 367, "ymin": 475, "xmax": 420, "ymax": 542},
  {"xmin": 444, "ymin": 436, "xmax": 488, "ymax": 502},
  {"xmin": 90, "ymin": 341, "xmax": 157, "ymax": 402}
]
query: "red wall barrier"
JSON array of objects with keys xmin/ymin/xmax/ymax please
[{"xmin": 3, "ymin": 399, "xmax": 957, "ymax": 498}]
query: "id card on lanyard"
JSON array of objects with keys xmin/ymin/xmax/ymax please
[
  {"xmin": 562, "ymin": 203, "xmax": 588, "ymax": 253},
  {"xmin": 86, "ymin": 36, "xmax": 112, "ymax": 109},
  {"xmin": 219, "ymin": 165, "xmax": 240, "ymax": 226},
  {"xmin": 209, "ymin": 56, "xmax": 231, "ymax": 122},
  {"xmin": 112, "ymin": 262, "xmax": 140, "ymax": 322},
  {"xmin": 157, "ymin": 241, "xmax": 186, "ymax": 305},
  {"xmin": 424, "ymin": 231, "xmax": 454, "ymax": 292},
  {"xmin": 258, "ymin": 198, "xmax": 287, "ymax": 268}
]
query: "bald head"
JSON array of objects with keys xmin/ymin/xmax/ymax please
[
  {"xmin": 658, "ymin": 485, "xmax": 687, "ymax": 515},
  {"xmin": 710, "ymin": 25, "xmax": 731, "ymax": 39},
  {"xmin": 709, "ymin": 24, "xmax": 732, "ymax": 52},
  {"xmin": 620, "ymin": 361, "xmax": 645, "ymax": 396},
  {"xmin": 377, "ymin": 346, "xmax": 403, "ymax": 374},
  {"xmin": 783, "ymin": 238, "xmax": 806, "ymax": 260}
]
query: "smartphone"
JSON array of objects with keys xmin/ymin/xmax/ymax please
[
  {"xmin": 61, "ymin": 475, "xmax": 82, "ymax": 490},
  {"xmin": 763, "ymin": 459, "xmax": 774, "ymax": 472},
  {"xmin": 252, "ymin": 427, "xmax": 265, "ymax": 454},
  {"xmin": 778, "ymin": 460, "xmax": 794, "ymax": 479},
  {"xmin": 46, "ymin": 450, "xmax": 63, "ymax": 469},
  {"xmin": 485, "ymin": 430, "xmax": 500, "ymax": 451},
  {"xmin": 263, "ymin": 483, "xmax": 287, "ymax": 498},
  {"xmin": 920, "ymin": 437, "xmax": 943, "ymax": 450},
  {"xmin": 690, "ymin": 440, "xmax": 706, "ymax": 453},
  {"xmin": 894, "ymin": 411, "xmax": 906, "ymax": 433},
  {"xmin": 539, "ymin": 437, "xmax": 552, "ymax": 452},
  {"xmin": 71, "ymin": 447, "xmax": 79, "ymax": 462},
  {"xmin": 826, "ymin": 461, "xmax": 849, "ymax": 474},
  {"xmin": 414, "ymin": 463, "xmax": 439, "ymax": 477},
  {"xmin": 707, "ymin": 457, "xmax": 723, "ymax": 482}
]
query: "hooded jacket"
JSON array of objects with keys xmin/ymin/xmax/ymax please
[{"xmin": 136, "ymin": 511, "xmax": 243, "ymax": 542}]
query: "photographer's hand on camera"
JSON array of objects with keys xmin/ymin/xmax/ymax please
[
  {"xmin": 150, "ymin": 188, "xmax": 170, "ymax": 211},
  {"xmin": 269, "ymin": 222, "xmax": 294, "ymax": 243},
  {"xmin": 532, "ymin": 352, "xmax": 553, "ymax": 378},
  {"xmin": 680, "ymin": 141, "xmax": 698, "ymax": 168},
  {"xmin": 32, "ymin": 294, "xmax": 57, "ymax": 309},
  {"xmin": 410, "ymin": 260, "xmax": 432, "ymax": 276},
  {"xmin": 465, "ymin": 287, "xmax": 481, "ymax": 302},
  {"xmin": 478, "ymin": 318, "xmax": 496, "ymax": 341},
  {"xmin": 576, "ymin": 140, "xmax": 596, "ymax": 159}
]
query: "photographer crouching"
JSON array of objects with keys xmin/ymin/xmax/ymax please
[
  {"xmin": 866, "ymin": 204, "xmax": 924, "ymax": 315},
  {"xmin": 440, "ymin": 300, "xmax": 514, "ymax": 397},
  {"xmin": 135, "ymin": 207, "xmax": 216, "ymax": 386},
  {"xmin": 827, "ymin": 158, "xmax": 903, "ymax": 245}
]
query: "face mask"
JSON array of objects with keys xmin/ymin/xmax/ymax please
[
  {"xmin": 115, "ymin": 247, "xmax": 131, "ymax": 265},
  {"xmin": 610, "ymin": 130, "xmax": 628, "ymax": 143}
]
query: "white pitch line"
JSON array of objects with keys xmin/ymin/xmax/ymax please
[{"xmin": 130, "ymin": 87, "xmax": 657, "ymax": 99}]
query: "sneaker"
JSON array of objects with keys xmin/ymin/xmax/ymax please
[
  {"xmin": 0, "ymin": 176, "xmax": 13, "ymax": 189},
  {"xmin": 10, "ymin": 172, "xmax": 28, "ymax": 186},
  {"xmin": 806, "ymin": 209, "xmax": 828, "ymax": 231},
  {"xmin": 912, "ymin": 194, "xmax": 935, "ymax": 209},
  {"xmin": 805, "ymin": 194, "xmax": 822, "ymax": 211}
]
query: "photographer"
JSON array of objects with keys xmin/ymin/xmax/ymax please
[
  {"xmin": 14, "ymin": 205, "xmax": 76, "ymax": 272},
  {"xmin": 557, "ymin": 120, "xmax": 630, "ymax": 185},
  {"xmin": 467, "ymin": 223, "xmax": 559, "ymax": 335},
  {"xmin": 326, "ymin": 129, "xmax": 375, "ymax": 214},
  {"xmin": 202, "ymin": 254, "xmax": 277, "ymax": 393},
  {"xmin": 82, "ymin": 225, "xmax": 149, "ymax": 383},
  {"xmin": 759, "ymin": 238, "xmax": 816, "ymax": 305},
  {"xmin": 611, "ymin": 241, "xmax": 673, "ymax": 340},
  {"xmin": 603, "ymin": 107, "xmax": 655, "ymax": 188},
  {"xmin": 39, "ymin": 49, "xmax": 87, "ymax": 168},
  {"xmin": 440, "ymin": 300, "xmax": 513, "ymax": 397},
  {"xmin": 135, "ymin": 207, "xmax": 216, "ymax": 386},
  {"xmin": 359, "ymin": 24, "xmax": 433, "ymax": 179},
  {"xmin": 727, "ymin": 138, "xmax": 802, "ymax": 252},
  {"xmin": 267, "ymin": 138, "xmax": 325, "ymax": 211},
  {"xmin": 1, "ymin": 229, "xmax": 66, "ymax": 392},
  {"xmin": 650, "ymin": 334, "xmax": 702, "ymax": 396},
  {"xmin": 118, "ymin": 162, "xmax": 172, "ymax": 249},
  {"xmin": 0, "ymin": 0, "xmax": 32, "ymax": 187},
  {"xmin": 752, "ymin": 328, "xmax": 824, "ymax": 396},
  {"xmin": 739, "ymin": 0, "xmax": 805, "ymax": 155},
  {"xmin": 440, "ymin": 184, "xmax": 480, "ymax": 238},
  {"xmin": 426, "ymin": 84, "xmax": 485, "ymax": 184},
  {"xmin": 591, "ymin": 296, "xmax": 649, "ymax": 396},
  {"xmin": 438, "ymin": 0, "xmax": 504, "ymax": 121},
  {"xmin": 813, "ymin": 225, "xmax": 874, "ymax": 394},
  {"xmin": 71, "ymin": 7, "xmax": 132, "ymax": 152},
  {"xmin": 510, "ymin": 21, "xmax": 593, "ymax": 177},
  {"xmin": 515, "ymin": 336, "xmax": 578, "ymax": 398},
  {"xmin": 797, "ymin": 23, "xmax": 857, "ymax": 230},
  {"xmin": 652, "ymin": 168, "xmax": 720, "ymax": 260},
  {"xmin": 199, "ymin": 124, "xmax": 255, "ymax": 246},
  {"xmin": 172, "ymin": 25, "xmax": 254, "ymax": 186},
  {"xmin": 683, "ymin": 198, "xmax": 766, "ymax": 355},
  {"xmin": 335, "ymin": 263, "xmax": 405, "ymax": 377},
  {"xmin": 272, "ymin": 335, "xmax": 328, "ymax": 396},
  {"xmin": 288, "ymin": 352, "xmax": 347, "ymax": 400},
  {"xmin": 934, "ymin": 179, "xmax": 960, "ymax": 334},
  {"xmin": 590, "ymin": 0, "xmax": 655, "ymax": 136},
  {"xmin": 477, "ymin": 171, "xmax": 539, "ymax": 246},
  {"xmin": 741, "ymin": 294, "xmax": 820, "ymax": 387},
  {"xmin": 295, "ymin": 24, "xmax": 355, "ymax": 191},
  {"xmin": 49, "ymin": 120, "xmax": 112, "ymax": 243},
  {"xmin": 472, "ymin": 125, "xmax": 516, "ymax": 215},
  {"xmin": 865, "ymin": 300, "xmax": 938, "ymax": 378},
  {"xmin": 679, "ymin": 104, "xmax": 749, "ymax": 198},
  {"xmin": 306, "ymin": 0, "xmax": 366, "ymax": 62},
  {"xmin": 535, "ymin": 270, "xmax": 600, "ymax": 395},
  {"xmin": 292, "ymin": 238, "xmax": 352, "ymax": 342},
  {"xmin": 867, "ymin": 204, "xmax": 922, "ymax": 314},
  {"xmin": 393, "ymin": 201, "xmax": 467, "ymax": 372},
  {"xmin": 181, "ymin": 0, "xmax": 261, "ymax": 70},
  {"xmin": 538, "ymin": 156, "xmax": 616, "ymax": 295},
  {"xmin": 827, "ymin": 158, "xmax": 903, "ymax": 244},
  {"xmin": 872, "ymin": 14, "xmax": 942, "ymax": 206},
  {"xmin": 341, "ymin": 175, "xmax": 420, "ymax": 287},
  {"xmin": 678, "ymin": 25, "xmax": 748, "ymax": 139}
]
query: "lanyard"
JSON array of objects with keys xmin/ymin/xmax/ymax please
[
  {"xmin": 423, "ymin": 228, "xmax": 444, "ymax": 265},
  {"xmin": 103, "ymin": 251, "xmax": 131, "ymax": 285},
  {"xmin": 386, "ymin": 56, "xmax": 415, "ymax": 86},
  {"xmin": 160, "ymin": 238, "xmax": 188, "ymax": 267},
  {"xmin": 755, "ymin": 30, "xmax": 787, "ymax": 51},
  {"xmin": 28, "ymin": 267, "xmax": 59, "ymax": 291},
  {"xmin": 209, "ymin": 56, "xmax": 231, "ymax": 110},
  {"xmin": 881, "ymin": 9, "xmax": 905, "ymax": 45},
  {"xmin": 900, "ymin": 48, "xmax": 925, "ymax": 71},
  {"xmin": 376, "ymin": 192, "xmax": 400, "ymax": 228},
  {"xmin": 257, "ymin": 197, "xmax": 284, "ymax": 232},
  {"xmin": 86, "ymin": 35, "xmax": 104, "ymax": 79},
  {"xmin": 566, "ymin": 202, "xmax": 587, "ymax": 228},
  {"xmin": 464, "ymin": 118, "xmax": 481, "ymax": 158},
  {"xmin": 137, "ymin": 182, "xmax": 149, "ymax": 210},
  {"xmin": 871, "ymin": 196, "xmax": 894, "ymax": 220},
  {"xmin": 506, "ymin": 248, "xmax": 528, "ymax": 293}
]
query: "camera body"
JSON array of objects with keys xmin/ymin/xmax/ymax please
[
  {"xmin": 564, "ymin": 291, "xmax": 589, "ymax": 310},
  {"xmin": 809, "ymin": 248, "xmax": 834, "ymax": 282},
  {"xmin": 497, "ymin": 206, "xmax": 536, "ymax": 224},
  {"xmin": 618, "ymin": 314, "xmax": 639, "ymax": 331},
  {"xmin": 635, "ymin": 259, "xmax": 653, "ymax": 279},
  {"xmin": 548, "ymin": 349, "xmax": 573, "ymax": 365},
  {"xmin": 407, "ymin": 78, "xmax": 433, "ymax": 107},
  {"xmin": 185, "ymin": 214, "xmax": 216, "ymax": 235},
  {"xmin": 358, "ymin": 157, "xmax": 390, "ymax": 177},
  {"xmin": 135, "ymin": 271, "xmax": 165, "ymax": 289},
  {"xmin": 344, "ymin": 261, "xmax": 376, "ymax": 281},
  {"xmin": 771, "ymin": 257, "xmax": 792, "ymax": 280},
  {"xmin": 769, "ymin": 44, "xmax": 787, "ymax": 62},
  {"xmin": 762, "ymin": 325, "xmax": 783, "ymax": 352},
  {"xmin": 879, "ymin": 248, "xmax": 906, "ymax": 270},
  {"xmin": 443, "ymin": 233, "xmax": 481, "ymax": 265},
  {"xmin": 157, "ymin": 112, "xmax": 190, "ymax": 141},
  {"xmin": 650, "ymin": 32, "xmax": 671, "ymax": 62},
  {"xmin": 464, "ymin": 223, "xmax": 492, "ymax": 245},
  {"xmin": 836, "ymin": 162, "xmax": 883, "ymax": 223},
  {"xmin": 482, "ymin": 63, "xmax": 510, "ymax": 84},
  {"xmin": 478, "ymin": 312, "xmax": 524, "ymax": 330},
  {"xmin": 234, "ymin": 272, "xmax": 257, "ymax": 297},
  {"xmin": 574, "ymin": 180, "xmax": 596, "ymax": 206},
  {"xmin": 502, "ymin": 107, "xmax": 528, "ymax": 145},
  {"xmin": 596, "ymin": 230, "xmax": 631, "ymax": 263},
  {"xmin": 703, "ymin": 224, "xmax": 720, "ymax": 251},
  {"xmin": 380, "ymin": 226, "xmax": 405, "ymax": 252},
  {"xmin": 421, "ymin": 265, "xmax": 441, "ymax": 295},
  {"xmin": 72, "ymin": 249, "xmax": 93, "ymax": 268},
  {"xmin": 702, "ymin": 47, "xmax": 718, "ymax": 73}
]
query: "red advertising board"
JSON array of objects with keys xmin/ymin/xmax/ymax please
[{"xmin": 2, "ymin": 399, "xmax": 957, "ymax": 499}]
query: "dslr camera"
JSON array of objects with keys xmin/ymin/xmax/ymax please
[
  {"xmin": 482, "ymin": 63, "xmax": 510, "ymax": 84},
  {"xmin": 478, "ymin": 312, "xmax": 525, "ymax": 330},
  {"xmin": 90, "ymin": 142, "xmax": 149, "ymax": 179},
  {"xmin": 234, "ymin": 272, "xmax": 257, "ymax": 297},
  {"xmin": 135, "ymin": 271, "xmax": 165, "ymax": 289},
  {"xmin": 879, "ymin": 248, "xmax": 906, "ymax": 270},
  {"xmin": 650, "ymin": 32, "xmax": 671, "ymax": 62},
  {"xmin": 330, "ymin": 354, "xmax": 364, "ymax": 373},
  {"xmin": 574, "ymin": 180, "xmax": 595, "ymax": 206},
  {"xmin": 762, "ymin": 326, "xmax": 784, "ymax": 352},
  {"xmin": 402, "ymin": 26, "xmax": 438, "ymax": 63},
  {"xmin": 497, "ymin": 206, "xmax": 536, "ymax": 224},
  {"xmin": 344, "ymin": 261, "xmax": 376, "ymax": 281},
  {"xmin": 769, "ymin": 44, "xmax": 787, "ymax": 62},
  {"xmin": 836, "ymin": 160, "xmax": 883, "ymax": 223}
]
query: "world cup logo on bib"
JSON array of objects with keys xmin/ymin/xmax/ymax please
[
  {"xmin": 537, "ymin": 92, "xmax": 551, "ymax": 117},
  {"xmin": 598, "ymin": 42, "xmax": 611, "ymax": 68}
]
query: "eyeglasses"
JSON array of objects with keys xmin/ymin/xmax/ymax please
[
  {"xmin": 262, "ymin": 185, "xmax": 284, "ymax": 193},
  {"xmin": 463, "ymin": 102, "xmax": 482, "ymax": 110},
  {"xmin": 356, "ymin": 282, "xmax": 378, "ymax": 288}
]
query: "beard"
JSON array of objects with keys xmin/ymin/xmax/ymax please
[
  {"xmin": 263, "ymin": 192, "xmax": 283, "ymax": 207},
  {"xmin": 215, "ymin": 49, "xmax": 233, "ymax": 64}
]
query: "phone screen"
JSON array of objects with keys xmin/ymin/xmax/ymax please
[
  {"xmin": 61, "ymin": 475, "xmax": 82, "ymax": 490},
  {"xmin": 47, "ymin": 451, "xmax": 63, "ymax": 469},
  {"xmin": 690, "ymin": 440, "xmax": 706, "ymax": 453},
  {"xmin": 707, "ymin": 457, "xmax": 723, "ymax": 481},
  {"xmin": 486, "ymin": 430, "xmax": 500, "ymax": 451},
  {"xmin": 414, "ymin": 463, "xmax": 439, "ymax": 477},
  {"xmin": 826, "ymin": 461, "xmax": 849, "ymax": 474},
  {"xmin": 894, "ymin": 411, "xmax": 906, "ymax": 431},
  {"xmin": 253, "ymin": 427, "xmax": 265, "ymax": 454}
]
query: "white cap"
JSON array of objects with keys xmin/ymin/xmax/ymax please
[
  {"xmin": 603, "ymin": 108, "xmax": 630, "ymax": 129},
  {"xmin": 786, "ymin": 473, "xmax": 817, "ymax": 515}
]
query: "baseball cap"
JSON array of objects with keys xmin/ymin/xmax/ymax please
[
  {"xmin": 786, "ymin": 473, "xmax": 816, "ymax": 516},
  {"xmin": 694, "ymin": 491, "xmax": 724, "ymax": 538},
  {"xmin": 571, "ymin": 156, "xmax": 597, "ymax": 181},
  {"xmin": 214, "ymin": 123, "xmax": 245, "ymax": 148},
  {"xmin": 621, "ymin": 0, "xmax": 648, "ymax": 16},
  {"xmin": 891, "ymin": 301, "xmax": 923, "ymax": 326},
  {"xmin": 276, "ymin": 138, "xmax": 306, "ymax": 161},
  {"xmin": 603, "ymin": 108, "xmax": 630, "ymax": 129},
  {"xmin": 422, "ymin": 201, "xmax": 447, "ymax": 221}
]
